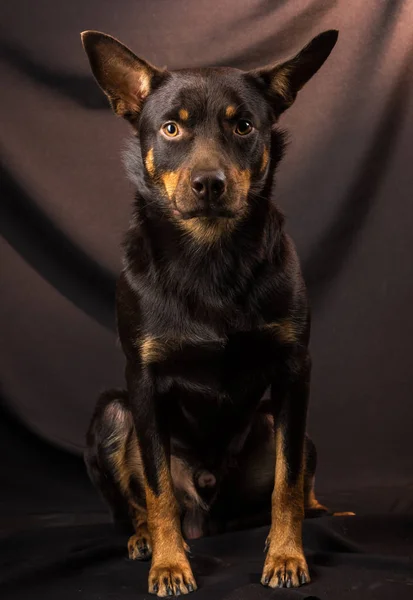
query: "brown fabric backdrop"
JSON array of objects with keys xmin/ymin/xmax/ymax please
[{"xmin": 1, "ymin": 0, "xmax": 413, "ymax": 498}]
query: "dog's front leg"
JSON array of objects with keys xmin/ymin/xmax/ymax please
[
  {"xmin": 261, "ymin": 350, "xmax": 311, "ymax": 588},
  {"xmin": 127, "ymin": 365, "xmax": 197, "ymax": 596}
]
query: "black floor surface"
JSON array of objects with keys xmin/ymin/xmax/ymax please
[{"xmin": 1, "ymin": 403, "xmax": 412, "ymax": 599}]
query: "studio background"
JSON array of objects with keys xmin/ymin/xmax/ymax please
[{"xmin": 1, "ymin": 2, "xmax": 413, "ymax": 599}]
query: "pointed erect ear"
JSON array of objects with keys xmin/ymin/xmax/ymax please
[
  {"xmin": 247, "ymin": 30, "xmax": 338, "ymax": 115},
  {"xmin": 81, "ymin": 31, "xmax": 167, "ymax": 121}
]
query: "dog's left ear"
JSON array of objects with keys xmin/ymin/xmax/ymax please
[
  {"xmin": 247, "ymin": 30, "xmax": 338, "ymax": 115},
  {"xmin": 81, "ymin": 30, "xmax": 167, "ymax": 122}
]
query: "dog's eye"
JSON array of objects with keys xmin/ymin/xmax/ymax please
[
  {"xmin": 162, "ymin": 122, "xmax": 180, "ymax": 137},
  {"xmin": 235, "ymin": 119, "xmax": 253, "ymax": 136}
]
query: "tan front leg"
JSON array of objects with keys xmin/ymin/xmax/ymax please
[
  {"xmin": 261, "ymin": 429, "xmax": 309, "ymax": 588},
  {"xmin": 146, "ymin": 464, "xmax": 197, "ymax": 597},
  {"xmin": 262, "ymin": 351, "xmax": 311, "ymax": 589}
]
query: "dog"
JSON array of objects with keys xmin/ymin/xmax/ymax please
[{"xmin": 81, "ymin": 28, "xmax": 339, "ymax": 596}]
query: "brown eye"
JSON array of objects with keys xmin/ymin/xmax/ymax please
[
  {"xmin": 235, "ymin": 119, "xmax": 253, "ymax": 136},
  {"xmin": 162, "ymin": 122, "xmax": 180, "ymax": 137}
]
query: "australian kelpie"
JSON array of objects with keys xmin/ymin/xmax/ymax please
[{"xmin": 82, "ymin": 28, "xmax": 339, "ymax": 596}]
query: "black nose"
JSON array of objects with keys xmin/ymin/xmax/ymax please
[{"xmin": 191, "ymin": 170, "xmax": 226, "ymax": 202}]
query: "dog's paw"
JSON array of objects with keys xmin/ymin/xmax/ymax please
[
  {"xmin": 128, "ymin": 527, "xmax": 152, "ymax": 560},
  {"xmin": 149, "ymin": 558, "xmax": 197, "ymax": 596},
  {"xmin": 261, "ymin": 552, "xmax": 310, "ymax": 588}
]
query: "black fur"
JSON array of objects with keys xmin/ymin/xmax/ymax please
[{"xmin": 81, "ymin": 28, "xmax": 339, "ymax": 594}]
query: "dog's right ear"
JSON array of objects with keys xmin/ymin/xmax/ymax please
[{"xmin": 81, "ymin": 31, "xmax": 167, "ymax": 122}]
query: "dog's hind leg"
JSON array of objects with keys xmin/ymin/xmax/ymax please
[
  {"xmin": 84, "ymin": 390, "xmax": 132, "ymax": 530},
  {"xmin": 303, "ymin": 435, "xmax": 330, "ymax": 517},
  {"xmin": 123, "ymin": 424, "xmax": 153, "ymax": 560},
  {"xmin": 304, "ymin": 436, "xmax": 354, "ymax": 517},
  {"xmin": 84, "ymin": 390, "xmax": 153, "ymax": 558}
]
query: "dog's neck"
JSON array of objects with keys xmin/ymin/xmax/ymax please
[{"xmin": 123, "ymin": 196, "xmax": 284, "ymax": 311}]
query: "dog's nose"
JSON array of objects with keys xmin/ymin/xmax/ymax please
[{"xmin": 191, "ymin": 170, "xmax": 226, "ymax": 202}]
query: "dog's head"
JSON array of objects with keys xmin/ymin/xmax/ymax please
[{"xmin": 81, "ymin": 30, "xmax": 337, "ymax": 240}]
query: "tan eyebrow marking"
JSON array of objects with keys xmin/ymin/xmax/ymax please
[
  {"xmin": 179, "ymin": 108, "xmax": 189, "ymax": 121},
  {"xmin": 225, "ymin": 105, "xmax": 236, "ymax": 119}
]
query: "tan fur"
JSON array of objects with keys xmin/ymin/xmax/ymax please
[
  {"xmin": 261, "ymin": 147, "xmax": 269, "ymax": 173},
  {"xmin": 128, "ymin": 526, "xmax": 152, "ymax": 559},
  {"xmin": 112, "ymin": 69, "xmax": 152, "ymax": 116},
  {"xmin": 80, "ymin": 32, "xmax": 154, "ymax": 118},
  {"xmin": 103, "ymin": 404, "xmax": 132, "ymax": 495},
  {"xmin": 145, "ymin": 464, "xmax": 197, "ymax": 594},
  {"xmin": 127, "ymin": 432, "xmax": 145, "ymax": 488},
  {"xmin": 128, "ymin": 505, "xmax": 152, "ymax": 560},
  {"xmin": 136, "ymin": 67, "xmax": 151, "ymax": 98},
  {"xmin": 140, "ymin": 336, "xmax": 164, "ymax": 364},
  {"xmin": 225, "ymin": 105, "xmax": 236, "ymax": 119},
  {"xmin": 108, "ymin": 422, "xmax": 195, "ymax": 585},
  {"xmin": 272, "ymin": 65, "xmax": 293, "ymax": 101},
  {"xmin": 239, "ymin": 170, "xmax": 251, "ymax": 196},
  {"xmin": 264, "ymin": 318, "xmax": 298, "ymax": 344},
  {"xmin": 332, "ymin": 511, "xmax": 356, "ymax": 516},
  {"xmin": 177, "ymin": 217, "xmax": 236, "ymax": 245},
  {"xmin": 145, "ymin": 465, "xmax": 184, "ymax": 553},
  {"xmin": 112, "ymin": 445, "xmax": 131, "ymax": 496},
  {"xmin": 305, "ymin": 476, "xmax": 328, "ymax": 512},
  {"xmin": 145, "ymin": 148, "xmax": 155, "ymax": 177},
  {"xmin": 140, "ymin": 335, "xmax": 189, "ymax": 365},
  {"xmin": 179, "ymin": 108, "xmax": 189, "ymax": 121},
  {"xmin": 140, "ymin": 332, "xmax": 226, "ymax": 364},
  {"xmin": 261, "ymin": 429, "xmax": 309, "ymax": 587},
  {"xmin": 304, "ymin": 474, "xmax": 355, "ymax": 518},
  {"xmin": 102, "ymin": 404, "xmax": 145, "ymax": 502},
  {"xmin": 162, "ymin": 171, "xmax": 181, "ymax": 199}
]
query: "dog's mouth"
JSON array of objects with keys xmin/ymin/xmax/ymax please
[{"xmin": 175, "ymin": 206, "xmax": 237, "ymax": 220}]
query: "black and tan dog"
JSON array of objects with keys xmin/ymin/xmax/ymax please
[{"xmin": 81, "ymin": 29, "xmax": 339, "ymax": 596}]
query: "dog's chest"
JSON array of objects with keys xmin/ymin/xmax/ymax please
[
  {"xmin": 156, "ymin": 324, "xmax": 276, "ymax": 396},
  {"xmin": 158, "ymin": 328, "xmax": 275, "ymax": 460}
]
